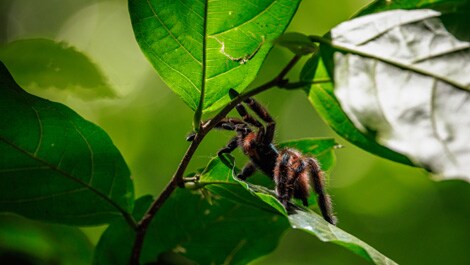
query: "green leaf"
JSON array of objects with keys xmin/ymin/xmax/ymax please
[
  {"xmin": 94, "ymin": 196, "xmax": 152, "ymax": 265},
  {"xmin": 304, "ymin": 61, "xmax": 413, "ymax": 166},
  {"xmin": 275, "ymin": 32, "xmax": 318, "ymax": 55},
  {"xmin": 325, "ymin": 9, "xmax": 470, "ymax": 181},
  {"xmin": 0, "ymin": 38, "xmax": 116, "ymax": 100},
  {"xmin": 288, "ymin": 211, "xmax": 396, "ymax": 264},
  {"xmin": 95, "ymin": 191, "xmax": 288, "ymax": 265},
  {"xmin": 129, "ymin": 0, "xmax": 301, "ymax": 114},
  {"xmin": 199, "ymin": 153, "xmax": 397, "ymax": 264},
  {"xmin": 0, "ymin": 62, "xmax": 134, "ymax": 225},
  {"xmin": 96, "ymin": 141, "xmax": 395, "ymax": 264},
  {"xmin": 299, "ymin": 52, "xmax": 320, "ymax": 85},
  {"xmin": 0, "ymin": 214, "xmax": 93, "ymax": 265}
]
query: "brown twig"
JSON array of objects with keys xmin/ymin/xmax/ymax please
[{"xmin": 129, "ymin": 55, "xmax": 301, "ymax": 265}]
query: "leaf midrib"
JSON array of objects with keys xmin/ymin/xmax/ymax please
[
  {"xmin": 312, "ymin": 35, "xmax": 470, "ymax": 90},
  {"xmin": 0, "ymin": 136, "xmax": 131, "ymax": 219},
  {"xmin": 194, "ymin": 0, "xmax": 209, "ymax": 123}
]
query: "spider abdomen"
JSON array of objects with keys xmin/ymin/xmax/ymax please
[{"xmin": 274, "ymin": 148, "xmax": 336, "ymax": 225}]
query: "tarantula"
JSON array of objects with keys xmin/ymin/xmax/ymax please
[{"xmin": 189, "ymin": 89, "xmax": 336, "ymax": 225}]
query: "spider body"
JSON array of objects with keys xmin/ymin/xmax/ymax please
[{"xmin": 192, "ymin": 89, "xmax": 336, "ymax": 225}]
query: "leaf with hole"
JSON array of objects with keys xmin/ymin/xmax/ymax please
[
  {"xmin": 323, "ymin": 9, "xmax": 470, "ymax": 181},
  {"xmin": 0, "ymin": 62, "xmax": 134, "ymax": 225},
  {"xmin": 129, "ymin": 0, "xmax": 301, "ymax": 114}
]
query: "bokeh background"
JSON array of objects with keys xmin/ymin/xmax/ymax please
[{"xmin": 1, "ymin": 0, "xmax": 469, "ymax": 264}]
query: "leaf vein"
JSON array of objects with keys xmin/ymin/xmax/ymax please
[
  {"xmin": 210, "ymin": 0, "xmax": 277, "ymax": 37},
  {"xmin": 145, "ymin": 0, "xmax": 202, "ymax": 65}
]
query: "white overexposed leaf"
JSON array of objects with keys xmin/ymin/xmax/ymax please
[{"xmin": 331, "ymin": 9, "xmax": 470, "ymax": 181}]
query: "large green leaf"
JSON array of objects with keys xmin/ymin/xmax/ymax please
[
  {"xmin": 0, "ymin": 214, "xmax": 93, "ymax": 265},
  {"xmin": 199, "ymin": 152, "xmax": 397, "ymax": 264},
  {"xmin": 322, "ymin": 9, "xmax": 470, "ymax": 181},
  {"xmin": 0, "ymin": 38, "xmax": 116, "ymax": 100},
  {"xmin": 95, "ymin": 139, "xmax": 396, "ymax": 264},
  {"xmin": 129, "ymin": 0, "xmax": 301, "ymax": 113},
  {"xmin": 0, "ymin": 62, "xmax": 134, "ymax": 225},
  {"xmin": 94, "ymin": 196, "xmax": 153, "ymax": 265},
  {"xmin": 95, "ymin": 191, "xmax": 288, "ymax": 265}
]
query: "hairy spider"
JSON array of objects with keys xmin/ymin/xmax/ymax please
[{"xmin": 189, "ymin": 89, "xmax": 336, "ymax": 225}]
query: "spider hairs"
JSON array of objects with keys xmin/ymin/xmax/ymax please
[{"xmin": 188, "ymin": 89, "xmax": 336, "ymax": 225}]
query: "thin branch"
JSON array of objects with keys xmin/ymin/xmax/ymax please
[
  {"xmin": 129, "ymin": 54, "xmax": 301, "ymax": 265},
  {"xmin": 279, "ymin": 78, "xmax": 332, "ymax": 90}
]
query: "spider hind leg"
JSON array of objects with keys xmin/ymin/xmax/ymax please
[
  {"xmin": 308, "ymin": 157, "xmax": 337, "ymax": 225},
  {"xmin": 274, "ymin": 151, "xmax": 298, "ymax": 208}
]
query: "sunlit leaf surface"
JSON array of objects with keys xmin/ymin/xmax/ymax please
[
  {"xmin": 329, "ymin": 9, "xmax": 470, "ymax": 181},
  {"xmin": 0, "ymin": 62, "xmax": 134, "ymax": 225},
  {"xmin": 129, "ymin": 0, "xmax": 301, "ymax": 113},
  {"xmin": 0, "ymin": 39, "xmax": 115, "ymax": 100}
]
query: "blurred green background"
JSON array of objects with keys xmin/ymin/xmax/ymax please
[{"xmin": 1, "ymin": 0, "xmax": 469, "ymax": 264}]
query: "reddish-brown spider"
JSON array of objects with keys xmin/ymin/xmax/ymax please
[{"xmin": 189, "ymin": 89, "xmax": 336, "ymax": 225}]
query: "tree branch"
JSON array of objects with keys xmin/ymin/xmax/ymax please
[{"xmin": 129, "ymin": 54, "xmax": 301, "ymax": 265}]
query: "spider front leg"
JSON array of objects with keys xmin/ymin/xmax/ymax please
[
  {"xmin": 229, "ymin": 89, "xmax": 276, "ymax": 144},
  {"xmin": 307, "ymin": 157, "xmax": 336, "ymax": 225},
  {"xmin": 217, "ymin": 137, "xmax": 239, "ymax": 157},
  {"xmin": 236, "ymin": 161, "xmax": 257, "ymax": 181}
]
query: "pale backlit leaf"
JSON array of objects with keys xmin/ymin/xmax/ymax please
[{"xmin": 330, "ymin": 9, "xmax": 470, "ymax": 181}]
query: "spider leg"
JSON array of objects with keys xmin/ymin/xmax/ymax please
[
  {"xmin": 243, "ymin": 97, "xmax": 276, "ymax": 144},
  {"xmin": 217, "ymin": 137, "xmax": 239, "ymax": 157},
  {"xmin": 274, "ymin": 152, "xmax": 295, "ymax": 208},
  {"xmin": 237, "ymin": 162, "xmax": 257, "ymax": 181},
  {"xmin": 228, "ymin": 89, "xmax": 264, "ymax": 127},
  {"xmin": 214, "ymin": 118, "xmax": 245, "ymax": 129},
  {"xmin": 292, "ymin": 160, "xmax": 310, "ymax": 207},
  {"xmin": 186, "ymin": 118, "xmax": 246, "ymax": 142},
  {"xmin": 277, "ymin": 151, "xmax": 311, "ymax": 208},
  {"xmin": 229, "ymin": 89, "xmax": 276, "ymax": 144},
  {"xmin": 308, "ymin": 157, "xmax": 336, "ymax": 225}
]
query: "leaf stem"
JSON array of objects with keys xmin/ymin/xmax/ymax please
[
  {"xmin": 280, "ymin": 78, "xmax": 331, "ymax": 90},
  {"xmin": 129, "ymin": 54, "xmax": 301, "ymax": 265}
]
